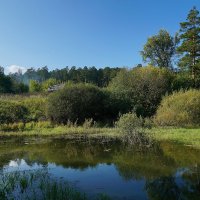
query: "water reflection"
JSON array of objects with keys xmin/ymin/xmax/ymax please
[{"xmin": 0, "ymin": 138, "xmax": 200, "ymax": 199}]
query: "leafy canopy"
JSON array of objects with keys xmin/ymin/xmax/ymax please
[{"xmin": 141, "ymin": 29, "xmax": 176, "ymax": 69}]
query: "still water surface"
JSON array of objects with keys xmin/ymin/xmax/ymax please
[{"xmin": 0, "ymin": 138, "xmax": 200, "ymax": 199}]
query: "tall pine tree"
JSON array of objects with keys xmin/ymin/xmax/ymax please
[{"xmin": 177, "ymin": 7, "xmax": 200, "ymax": 86}]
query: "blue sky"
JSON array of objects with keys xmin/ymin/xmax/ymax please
[{"xmin": 0, "ymin": 0, "xmax": 199, "ymax": 73}]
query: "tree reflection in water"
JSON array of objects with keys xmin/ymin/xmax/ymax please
[{"xmin": 0, "ymin": 138, "xmax": 200, "ymax": 200}]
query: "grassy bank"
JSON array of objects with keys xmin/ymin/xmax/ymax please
[
  {"xmin": 150, "ymin": 128, "xmax": 200, "ymax": 149},
  {"xmin": 0, "ymin": 125, "xmax": 200, "ymax": 149},
  {"xmin": 0, "ymin": 126, "xmax": 118, "ymax": 138}
]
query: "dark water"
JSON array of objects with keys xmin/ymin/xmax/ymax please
[{"xmin": 0, "ymin": 138, "xmax": 200, "ymax": 200}]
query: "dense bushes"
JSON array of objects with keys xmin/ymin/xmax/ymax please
[
  {"xmin": 29, "ymin": 80, "xmax": 42, "ymax": 92},
  {"xmin": 0, "ymin": 95, "xmax": 47, "ymax": 124},
  {"xmin": 29, "ymin": 78, "xmax": 59, "ymax": 93},
  {"xmin": 154, "ymin": 89, "xmax": 200, "ymax": 127},
  {"xmin": 108, "ymin": 66, "xmax": 173, "ymax": 117},
  {"xmin": 1, "ymin": 66, "xmax": 200, "ymax": 128},
  {"xmin": 47, "ymin": 84, "xmax": 129, "ymax": 124},
  {"xmin": 0, "ymin": 100, "xmax": 28, "ymax": 124},
  {"xmin": 47, "ymin": 84, "xmax": 106, "ymax": 124},
  {"xmin": 22, "ymin": 97, "xmax": 47, "ymax": 121},
  {"xmin": 115, "ymin": 112, "xmax": 143, "ymax": 133},
  {"xmin": 115, "ymin": 112, "xmax": 153, "ymax": 146}
]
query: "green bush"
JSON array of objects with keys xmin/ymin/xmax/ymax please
[
  {"xmin": 115, "ymin": 112, "xmax": 143, "ymax": 134},
  {"xmin": 29, "ymin": 80, "xmax": 42, "ymax": 92},
  {"xmin": 108, "ymin": 66, "xmax": 173, "ymax": 117},
  {"xmin": 171, "ymin": 73, "xmax": 194, "ymax": 91},
  {"xmin": 0, "ymin": 95, "xmax": 47, "ymax": 123},
  {"xmin": 47, "ymin": 84, "xmax": 109, "ymax": 124},
  {"xmin": 22, "ymin": 97, "xmax": 47, "ymax": 122},
  {"xmin": 154, "ymin": 89, "xmax": 200, "ymax": 127},
  {"xmin": 0, "ymin": 100, "xmax": 28, "ymax": 124},
  {"xmin": 115, "ymin": 112, "xmax": 152, "ymax": 146},
  {"xmin": 42, "ymin": 78, "xmax": 58, "ymax": 91}
]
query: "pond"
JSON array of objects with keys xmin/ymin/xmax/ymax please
[{"xmin": 0, "ymin": 138, "xmax": 200, "ymax": 200}]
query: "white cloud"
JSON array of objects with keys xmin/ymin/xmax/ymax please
[{"xmin": 5, "ymin": 65, "xmax": 27, "ymax": 74}]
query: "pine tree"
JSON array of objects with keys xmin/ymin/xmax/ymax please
[{"xmin": 177, "ymin": 6, "xmax": 200, "ymax": 86}]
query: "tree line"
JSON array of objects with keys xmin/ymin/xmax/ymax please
[{"xmin": 0, "ymin": 66, "xmax": 121, "ymax": 93}]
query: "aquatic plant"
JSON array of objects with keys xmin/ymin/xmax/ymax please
[{"xmin": 0, "ymin": 169, "xmax": 110, "ymax": 200}]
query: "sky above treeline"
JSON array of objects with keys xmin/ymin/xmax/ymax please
[{"xmin": 0, "ymin": 0, "xmax": 199, "ymax": 74}]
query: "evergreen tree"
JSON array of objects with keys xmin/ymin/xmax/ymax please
[{"xmin": 177, "ymin": 7, "xmax": 200, "ymax": 86}]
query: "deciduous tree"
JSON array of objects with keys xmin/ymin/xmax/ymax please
[{"xmin": 141, "ymin": 29, "xmax": 176, "ymax": 69}]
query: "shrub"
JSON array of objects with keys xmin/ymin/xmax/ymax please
[
  {"xmin": 115, "ymin": 112, "xmax": 143, "ymax": 133},
  {"xmin": 29, "ymin": 80, "xmax": 42, "ymax": 93},
  {"xmin": 22, "ymin": 97, "xmax": 47, "ymax": 122},
  {"xmin": 154, "ymin": 89, "xmax": 200, "ymax": 127},
  {"xmin": 171, "ymin": 73, "xmax": 194, "ymax": 91},
  {"xmin": 0, "ymin": 100, "xmax": 28, "ymax": 124},
  {"xmin": 42, "ymin": 78, "xmax": 58, "ymax": 91},
  {"xmin": 115, "ymin": 112, "xmax": 152, "ymax": 146},
  {"xmin": 0, "ymin": 95, "xmax": 47, "ymax": 123},
  {"xmin": 108, "ymin": 66, "xmax": 173, "ymax": 117},
  {"xmin": 47, "ymin": 84, "xmax": 108, "ymax": 124},
  {"xmin": 12, "ymin": 82, "xmax": 29, "ymax": 93}
]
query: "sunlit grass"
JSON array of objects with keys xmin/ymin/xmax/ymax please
[
  {"xmin": 150, "ymin": 128, "xmax": 200, "ymax": 149},
  {"xmin": 0, "ymin": 125, "xmax": 119, "ymax": 138},
  {"xmin": 0, "ymin": 123, "xmax": 200, "ymax": 149}
]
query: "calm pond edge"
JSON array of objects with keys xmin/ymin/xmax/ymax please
[{"xmin": 0, "ymin": 127, "xmax": 200, "ymax": 149}]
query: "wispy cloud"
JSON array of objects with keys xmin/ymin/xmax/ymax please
[{"xmin": 5, "ymin": 65, "xmax": 27, "ymax": 74}]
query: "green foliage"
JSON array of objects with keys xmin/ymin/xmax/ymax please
[
  {"xmin": 12, "ymin": 82, "xmax": 29, "ymax": 93},
  {"xmin": 109, "ymin": 66, "xmax": 173, "ymax": 117},
  {"xmin": 0, "ymin": 100, "xmax": 28, "ymax": 124},
  {"xmin": 171, "ymin": 72, "xmax": 194, "ymax": 90},
  {"xmin": 0, "ymin": 170, "xmax": 89, "ymax": 200},
  {"xmin": 0, "ymin": 72, "xmax": 13, "ymax": 93},
  {"xmin": 17, "ymin": 66, "xmax": 120, "ymax": 88},
  {"xmin": 47, "ymin": 84, "xmax": 108, "ymax": 124},
  {"xmin": 0, "ymin": 95, "xmax": 47, "ymax": 123},
  {"xmin": 115, "ymin": 112, "xmax": 143, "ymax": 133},
  {"xmin": 154, "ymin": 89, "xmax": 200, "ymax": 127},
  {"xmin": 141, "ymin": 29, "xmax": 176, "ymax": 68},
  {"xmin": 22, "ymin": 97, "xmax": 47, "ymax": 122},
  {"xmin": 115, "ymin": 112, "xmax": 153, "ymax": 146},
  {"xmin": 0, "ymin": 122, "xmax": 25, "ymax": 131},
  {"xmin": 42, "ymin": 78, "xmax": 58, "ymax": 91},
  {"xmin": 29, "ymin": 80, "xmax": 42, "ymax": 92},
  {"xmin": 177, "ymin": 7, "xmax": 200, "ymax": 84}
]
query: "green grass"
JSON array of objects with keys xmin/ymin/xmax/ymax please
[
  {"xmin": 150, "ymin": 127, "xmax": 200, "ymax": 149},
  {"xmin": 0, "ymin": 124, "xmax": 200, "ymax": 149},
  {"xmin": 0, "ymin": 126, "xmax": 119, "ymax": 138}
]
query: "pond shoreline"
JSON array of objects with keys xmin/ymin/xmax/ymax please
[{"xmin": 0, "ymin": 127, "xmax": 200, "ymax": 149}]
